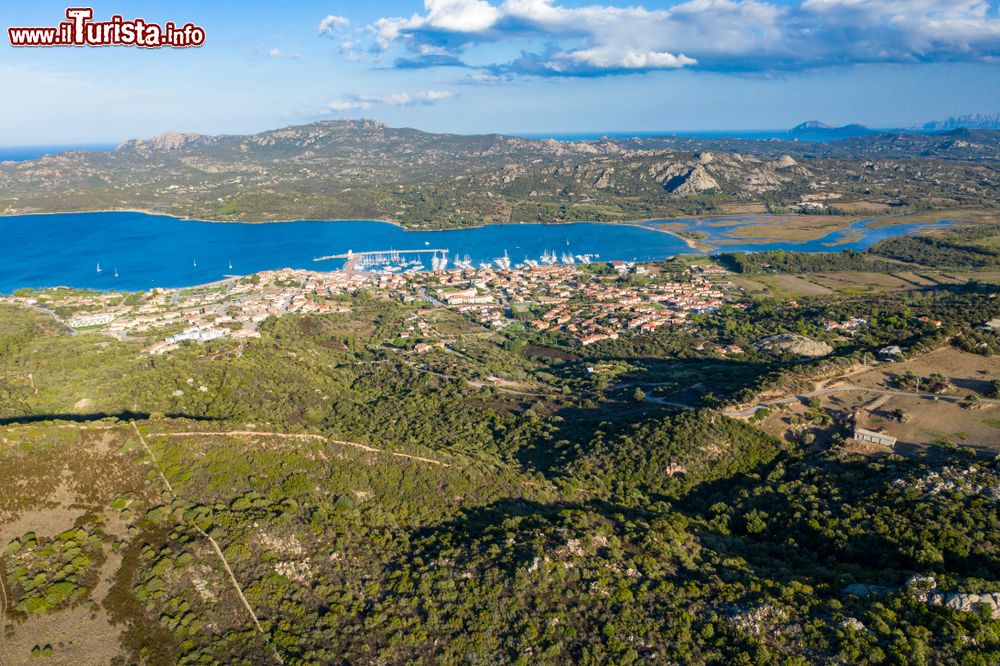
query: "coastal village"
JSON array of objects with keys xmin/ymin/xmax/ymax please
[{"xmin": 2, "ymin": 261, "xmax": 733, "ymax": 353}]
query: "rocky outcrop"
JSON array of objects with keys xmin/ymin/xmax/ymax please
[
  {"xmin": 775, "ymin": 155, "xmax": 799, "ymax": 169},
  {"xmin": 117, "ymin": 131, "xmax": 215, "ymax": 154},
  {"xmin": 593, "ymin": 168, "xmax": 615, "ymax": 188},
  {"xmin": 653, "ymin": 149, "xmax": 811, "ymax": 197},
  {"xmin": 924, "ymin": 592, "xmax": 1000, "ymax": 618},
  {"xmin": 842, "ymin": 583, "xmax": 893, "ymax": 597},
  {"xmin": 909, "ymin": 575, "xmax": 1000, "ymax": 619},
  {"xmin": 755, "ymin": 334, "xmax": 833, "ymax": 358},
  {"xmin": 661, "ymin": 164, "xmax": 720, "ymax": 195}
]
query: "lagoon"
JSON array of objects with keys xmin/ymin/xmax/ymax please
[{"xmin": 0, "ymin": 211, "xmax": 952, "ymax": 293}]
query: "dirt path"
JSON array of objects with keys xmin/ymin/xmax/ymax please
[
  {"xmin": 130, "ymin": 423, "xmax": 284, "ymax": 664},
  {"xmin": 326, "ymin": 439, "xmax": 451, "ymax": 467},
  {"xmin": 724, "ymin": 384, "xmax": 1000, "ymax": 418},
  {"xmin": 148, "ymin": 430, "xmax": 327, "ymax": 443},
  {"xmin": 0, "ymin": 568, "xmax": 9, "ymax": 666},
  {"xmin": 149, "ymin": 430, "xmax": 452, "ymax": 467}
]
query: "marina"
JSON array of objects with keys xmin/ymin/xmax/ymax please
[{"xmin": 0, "ymin": 211, "xmax": 955, "ymax": 293}]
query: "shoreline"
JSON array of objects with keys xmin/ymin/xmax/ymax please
[
  {"xmin": 0, "ymin": 207, "xmax": 899, "ymax": 234},
  {"xmin": 0, "ymin": 209, "xmax": 968, "ymax": 295}
]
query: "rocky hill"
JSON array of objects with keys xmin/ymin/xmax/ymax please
[
  {"xmin": 0, "ymin": 119, "xmax": 997, "ymax": 227},
  {"xmin": 789, "ymin": 121, "xmax": 875, "ymax": 139},
  {"xmin": 922, "ymin": 113, "xmax": 1000, "ymax": 131}
]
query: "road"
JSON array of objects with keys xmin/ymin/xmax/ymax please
[
  {"xmin": 24, "ymin": 303, "xmax": 75, "ymax": 334},
  {"xmin": 148, "ymin": 429, "xmax": 452, "ymax": 467},
  {"xmin": 723, "ymin": 384, "xmax": 1000, "ymax": 418},
  {"xmin": 130, "ymin": 422, "xmax": 284, "ymax": 664}
]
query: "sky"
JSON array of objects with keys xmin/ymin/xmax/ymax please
[{"xmin": 1, "ymin": 0, "xmax": 999, "ymax": 144}]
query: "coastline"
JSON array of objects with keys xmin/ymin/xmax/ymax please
[{"xmin": 0, "ymin": 206, "xmax": 885, "ymax": 239}]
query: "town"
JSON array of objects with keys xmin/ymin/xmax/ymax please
[{"xmin": 2, "ymin": 260, "xmax": 733, "ymax": 353}]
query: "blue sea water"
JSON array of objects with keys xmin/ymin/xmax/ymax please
[
  {"xmin": 0, "ymin": 212, "xmax": 953, "ymax": 293},
  {"xmin": 0, "ymin": 144, "xmax": 116, "ymax": 163}
]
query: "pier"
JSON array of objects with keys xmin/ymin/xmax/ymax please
[
  {"xmin": 313, "ymin": 248, "xmax": 449, "ymax": 273},
  {"xmin": 313, "ymin": 248, "xmax": 448, "ymax": 262}
]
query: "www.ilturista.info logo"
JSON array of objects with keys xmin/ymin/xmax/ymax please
[{"xmin": 8, "ymin": 8, "xmax": 205, "ymax": 48}]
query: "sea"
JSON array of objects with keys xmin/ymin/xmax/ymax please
[
  {"xmin": 0, "ymin": 212, "xmax": 954, "ymax": 293},
  {"xmin": 0, "ymin": 144, "xmax": 117, "ymax": 162}
]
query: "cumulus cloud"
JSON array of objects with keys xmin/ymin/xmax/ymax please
[
  {"xmin": 326, "ymin": 90, "xmax": 456, "ymax": 112},
  {"xmin": 358, "ymin": 0, "xmax": 1000, "ymax": 77},
  {"xmin": 318, "ymin": 14, "xmax": 351, "ymax": 35}
]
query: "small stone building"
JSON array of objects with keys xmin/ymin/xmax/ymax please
[{"xmin": 854, "ymin": 428, "xmax": 897, "ymax": 447}]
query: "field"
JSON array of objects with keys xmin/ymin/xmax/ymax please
[
  {"xmin": 729, "ymin": 269, "xmax": 1000, "ymax": 299},
  {"xmin": 754, "ymin": 347, "xmax": 1000, "ymax": 455}
]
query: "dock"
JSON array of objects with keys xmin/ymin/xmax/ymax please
[
  {"xmin": 313, "ymin": 248, "xmax": 448, "ymax": 262},
  {"xmin": 314, "ymin": 248, "xmax": 450, "ymax": 273}
]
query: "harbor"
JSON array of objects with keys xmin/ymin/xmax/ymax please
[{"xmin": 0, "ymin": 211, "xmax": 956, "ymax": 293}]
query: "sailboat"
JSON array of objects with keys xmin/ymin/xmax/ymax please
[
  {"xmin": 96, "ymin": 263, "xmax": 102, "ymax": 273},
  {"xmin": 493, "ymin": 249, "xmax": 511, "ymax": 270}
]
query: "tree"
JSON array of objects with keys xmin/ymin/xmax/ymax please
[{"xmin": 632, "ymin": 387, "xmax": 646, "ymax": 402}]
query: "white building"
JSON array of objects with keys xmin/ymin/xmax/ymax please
[
  {"xmin": 68, "ymin": 312, "xmax": 116, "ymax": 328},
  {"xmin": 854, "ymin": 428, "xmax": 897, "ymax": 447},
  {"xmin": 167, "ymin": 327, "xmax": 228, "ymax": 344}
]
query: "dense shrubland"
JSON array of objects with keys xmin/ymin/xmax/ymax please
[{"xmin": 1, "ymin": 265, "xmax": 999, "ymax": 663}]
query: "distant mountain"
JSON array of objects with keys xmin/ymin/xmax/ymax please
[
  {"xmin": 0, "ymin": 119, "xmax": 997, "ymax": 227},
  {"xmin": 922, "ymin": 113, "xmax": 1000, "ymax": 131},
  {"xmin": 791, "ymin": 121, "xmax": 833, "ymax": 131},
  {"xmin": 789, "ymin": 121, "xmax": 875, "ymax": 139}
]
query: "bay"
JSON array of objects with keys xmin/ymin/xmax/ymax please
[{"xmin": 0, "ymin": 211, "xmax": 952, "ymax": 293}]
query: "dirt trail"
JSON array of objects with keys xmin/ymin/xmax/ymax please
[
  {"xmin": 326, "ymin": 439, "xmax": 451, "ymax": 467},
  {"xmin": 0, "ymin": 569, "xmax": 9, "ymax": 666},
  {"xmin": 724, "ymin": 384, "xmax": 1000, "ymax": 418},
  {"xmin": 148, "ymin": 430, "xmax": 327, "ymax": 442},
  {"xmin": 130, "ymin": 422, "xmax": 284, "ymax": 664},
  {"xmin": 149, "ymin": 430, "xmax": 452, "ymax": 467}
]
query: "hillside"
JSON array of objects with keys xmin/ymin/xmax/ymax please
[
  {"xmin": 1, "ymin": 120, "xmax": 998, "ymax": 227},
  {"xmin": 2, "ymin": 248, "xmax": 1000, "ymax": 663}
]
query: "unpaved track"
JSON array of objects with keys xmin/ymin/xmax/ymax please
[
  {"xmin": 150, "ymin": 430, "xmax": 452, "ymax": 467},
  {"xmin": 724, "ymin": 385, "xmax": 1000, "ymax": 418},
  {"xmin": 148, "ymin": 430, "xmax": 327, "ymax": 443},
  {"xmin": 131, "ymin": 422, "xmax": 284, "ymax": 664},
  {"xmin": 0, "ymin": 569, "xmax": 9, "ymax": 666}
]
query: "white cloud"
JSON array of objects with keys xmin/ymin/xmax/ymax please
[
  {"xmin": 326, "ymin": 89, "xmax": 456, "ymax": 112},
  {"xmin": 267, "ymin": 48, "xmax": 302, "ymax": 60},
  {"xmin": 357, "ymin": 0, "xmax": 1000, "ymax": 77},
  {"xmin": 568, "ymin": 49, "xmax": 697, "ymax": 70},
  {"xmin": 417, "ymin": 89, "xmax": 456, "ymax": 101},
  {"xmin": 318, "ymin": 14, "xmax": 351, "ymax": 35}
]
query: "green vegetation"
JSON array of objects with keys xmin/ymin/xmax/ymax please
[
  {"xmin": 870, "ymin": 233, "xmax": 1000, "ymax": 270},
  {"xmin": 4, "ymin": 526, "xmax": 104, "ymax": 615},
  {"xmin": 717, "ymin": 249, "xmax": 898, "ymax": 274},
  {"xmin": 1, "ymin": 254, "xmax": 999, "ymax": 663},
  {"xmin": 1, "ymin": 121, "xmax": 998, "ymax": 227}
]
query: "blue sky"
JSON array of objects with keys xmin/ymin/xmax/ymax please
[{"xmin": 1, "ymin": 1, "xmax": 999, "ymax": 144}]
